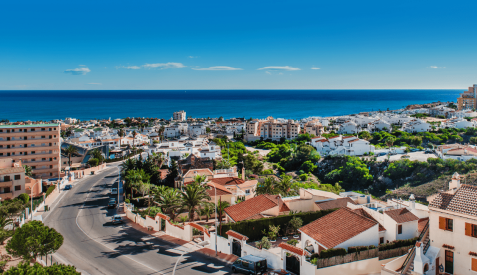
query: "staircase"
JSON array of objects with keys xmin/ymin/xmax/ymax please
[{"xmin": 400, "ymin": 220, "xmax": 430, "ymax": 275}]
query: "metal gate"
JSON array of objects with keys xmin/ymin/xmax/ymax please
[
  {"xmin": 160, "ymin": 219, "xmax": 166, "ymax": 231},
  {"xmin": 286, "ymin": 255, "xmax": 300, "ymax": 275},
  {"xmin": 232, "ymin": 240, "xmax": 241, "ymax": 257}
]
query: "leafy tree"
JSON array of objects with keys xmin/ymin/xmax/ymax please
[
  {"xmin": 22, "ymin": 165, "xmax": 33, "ymax": 177},
  {"xmin": 4, "ymin": 262, "xmax": 80, "ymax": 275},
  {"xmin": 200, "ymin": 202, "xmax": 214, "ymax": 222},
  {"xmin": 287, "ymin": 216, "xmax": 303, "ymax": 235},
  {"xmin": 88, "ymin": 158, "xmax": 99, "ymax": 167},
  {"xmin": 256, "ymin": 237, "xmax": 271, "ymax": 250},
  {"xmin": 164, "ymin": 160, "xmax": 179, "ymax": 187},
  {"xmin": 300, "ymin": 160, "xmax": 317, "ymax": 174},
  {"xmin": 470, "ymin": 137, "xmax": 477, "ymax": 145},
  {"xmin": 17, "ymin": 193, "xmax": 29, "ymax": 205},
  {"xmin": 385, "ymin": 136, "xmax": 396, "ymax": 148},
  {"xmin": 244, "ymin": 153, "xmax": 263, "ymax": 175},
  {"xmin": 324, "ymin": 156, "xmax": 373, "ymax": 190},
  {"xmin": 6, "ymin": 221, "xmax": 63, "ymax": 262},
  {"xmin": 90, "ymin": 149, "xmax": 104, "ymax": 164},
  {"xmin": 359, "ymin": 131, "xmax": 372, "ymax": 140},
  {"xmin": 255, "ymin": 177, "xmax": 278, "ymax": 195},
  {"xmin": 181, "ymin": 183, "xmax": 211, "ymax": 222}
]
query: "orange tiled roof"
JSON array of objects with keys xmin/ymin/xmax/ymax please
[
  {"xmin": 209, "ymin": 177, "xmax": 245, "ymax": 186},
  {"xmin": 226, "ymin": 230, "xmax": 249, "ymax": 241},
  {"xmin": 429, "ymin": 184, "xmax": 477, "ymax": 217},
  {"xmin": 224, "ymin": 194, "xmax": 289, "ymax": 222},
  {"xmin": 418, "ymin": 218, "xmax": 429, "ymax": 233},
  {"xmin": 207, "ymin": 182, "xmax": 233, "ymax": 196},
  {"xmin": 278, "ymin": 243, "xmax": 310, "ymax": 256},
  {"xmin": 315, "ymin": 197, "xmax": 357, "ymax": 211},
  {"xmin": 299, "ymin": 207, "xmax": 377, "ymax": 249},
  {"xmin": 384, "ymin": 208, "xmax": 419, "ymax": 224},
  {"xmin": 352, "ymin": 208, "xmax": 386, "ymax": 232}
]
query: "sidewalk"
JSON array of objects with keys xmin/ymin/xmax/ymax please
[{"xmin": 123, "ymin": 217, "xmax": 238, "ymax": 265}]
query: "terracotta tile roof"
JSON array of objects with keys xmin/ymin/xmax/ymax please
[
  {"xmin": 209, "ymin": 177, "xmax": 245, "ymax": 186},
  {"xmin": 226, "ymin": 230, "xmax": 249, "ymax": 241},
  {"xmin": 429, "ymin": 184, "xmax": 477, "ymax": 217},
  {"xmin": 315, "ymin": 197, "xmax": 357, "ymax": 211},
  {"xmin": 207, "ymin": 182, "xmax": 233, "ymax": 196},
  {"xmin": 0, "ymin": 166, "xmax": 25, "ymax": 175},
  {"xmin": 299, "ymin": 207, "xmax": 377, "ymax": 249},
  {"xmin": 224, "ymin": 194, "xmax": 288, "ymax": 222},
  {"xmin": 351, "ymin": 208, "xmax": 386, "ymax": 232},
  {"xmin": 384, "ymin": 208, "xmax": 419, "ymax": 224},
  {"xmin": 278, "ymin": 243, "xmax": 310, "ymax": 256},
  {"xmin": 418, "ymin": 218, "xmax": 429, "ymax": 233}
]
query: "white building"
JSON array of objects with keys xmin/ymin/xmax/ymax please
[
  {"xmin": 173, "ymin": 110, "xmax": 186, "ymax": 121},
  {"xmin": 310, "ymin": 135, "xmax": 375, "ymax": 156},
  {"xmin": 338, "ymin": 121, "xmax": 360, "ymax": 134},
  {"xmin": 401, "ymin": 119, "xmax": 431, "ymax": 133}
]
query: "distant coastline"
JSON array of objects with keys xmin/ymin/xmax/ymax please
[{"xmin": 0, "ymin": 89, "xmax": 461, "ymax": 122}]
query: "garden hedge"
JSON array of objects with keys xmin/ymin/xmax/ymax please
[
  {"xmin": 378, "ymin": 237, "xmax": 418, "ymax": 251},
  {"xmin": 220, "ymin": 208, "xmax": 337, "ymax": 241},
  {"xmin": 320, "ymin": 248, "xmax": 347, "ymax": 258},
  {"xmin": 45, "ymin": 185, "xmax": 56, "ymax": 197}
]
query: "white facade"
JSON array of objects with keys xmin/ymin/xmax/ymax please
[{"xmin": 311, "ymin": 135, "xmax": 375, "ymax": 156}]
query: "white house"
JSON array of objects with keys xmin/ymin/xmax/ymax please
[
  {"xmin": 401, "ymin": 119, "xmax": 431, "ymax": 133},
  {"xmin": 199, "ymin": 141, "xmax": 221, "ymax": 159},
  {"xmin": 338, "ymin": 121, "xmax": 360, "ymax": 134},
  {"xmin": 310, "ymin": 135, "xmax": 375, "ymax": 156}
]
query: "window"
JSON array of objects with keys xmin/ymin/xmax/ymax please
[
  {"xmin": 439, "ymin": 217, "xmax": 453, "ymax": 231},
  {"xmin": 398, "ymin": 225, "xmax": 403, "ymax": 234},
  {"xmin": 14, "ymin": 186, "xmax": 21, "ymax": 191},
  {"xmin": 472, "ymin": 257, "xmax": 477, "ymax": 272},
  {"xmin": 242, "ymin": 261, "xmax": 249, "ymax": 268},
  {"xmin": 14, "ymin": 175, "xmax": 20, "ymax": 180},
  {"xmin": 465, "ymin": 223, "xmax": 477, "ymax": 238},
  {"xmin": 380, "ymin": 237, "xmax": 384, "ymax": 244}
]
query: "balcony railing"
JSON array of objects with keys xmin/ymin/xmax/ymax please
[{"xmin": 0, "ymin": 181, "xmax": 13, "ymax": 188}]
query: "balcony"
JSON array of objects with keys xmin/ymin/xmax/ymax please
[
  {"xmin": 0, "ymin": 181, "xmax": 13, "ymax": 188},
  {"xmin": 0, "ymin": 192, "xmax": 13, "ymax": 200}
]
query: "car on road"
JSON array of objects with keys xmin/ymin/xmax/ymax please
[
  {"xmin": 410, "ymin": 148, "xmax": 420, "ymax": 152},
  {"xmin": 265, "ymin": 269, "xmax": 296, "ymax": 275},
  {"xmin": 401, "ymin": 155, "xmax": 410, "ymax": 159},
  {"xmin": 378, "ymin": 152, "xmax": 387, "ymax": 156},
  {"xmin": 110, "ymin": 188, "xmax": 118, "ymax": 195},
  {"xmin": 232, "ymin": 255, "xmax": 267, "ymax": 275},
  {"xmin": 108, "ymin": 201, "xmax": 117, "ymax": 209},
  {"xmin": 64, "ymin": 184, "xmax": 73, "ymax": 190},
  {"xmin": 112, "ymin": 215, "xmax": 123, "ymax": 224},
  {"xmin": 109, "ymin": 198, "xmax": 116, "ymax": 203}
]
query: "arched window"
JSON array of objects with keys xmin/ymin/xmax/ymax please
[{"xmin": 423, "ymin": 263, "xmax": 429, "ymax": 272}]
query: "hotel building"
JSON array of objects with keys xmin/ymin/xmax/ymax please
[
  {"xmin": 0, "ymin": 124, "xmax": 61, "ymax": 179},
  {"xmin": 457, "ymin": 84, "xmax": 477, "ymax": 110}
]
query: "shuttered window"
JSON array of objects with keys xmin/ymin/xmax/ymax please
[
  {"xmin": 472, "ymin": 258, "xmax": 477, "ymax": 272},
  {"xmin": 439, "ymin": 216, "xmax": 453, "ymax": 231},
  {"xmin": 466, "ymin": 223, "xmax": 477, "ymax": 238}
]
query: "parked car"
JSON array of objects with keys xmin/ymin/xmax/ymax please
[
  {"xmin": 64, "ymin": 185, "xmax": 72, "ymax": 190},
  {"xmin": 378, "ymin": 152, "xmax": 387, "ymax": 156},
  {"xmin": 110, "ymin": 188, "xmax": 118, "ymax": 195},
  {"xmin": 109, "ymin": 198, "xmax": 116, "ymax": 203},
  {"xmin": 108, "ymin": 201, "xmax": 117, "ymax": 209},
  {"xmin": 265, "ymin": 270, "xmax": 296, "ymax": 275},
  {"xmin": 232, "ymin": 255, "xmax": 267, "ymax": 275},
  {"xmin": 410, "ymin": 148, "xmax": 420, "ymax": 152},
  {"xmin": 401, "ymin": 155, "xmax": 410, "ymax": 159},
  {"xmin": 112, "ymin": 215, "xmax": 123, "ymax": 224}
]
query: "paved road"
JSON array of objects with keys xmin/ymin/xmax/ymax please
[{"xmin": 43, "ymin": 164, "xmax": 231, "ymax": 275}]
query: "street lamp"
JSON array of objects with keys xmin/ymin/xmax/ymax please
[{"xmin": 116, "ymin": 166, "xmax": 121, "ymax": 209}]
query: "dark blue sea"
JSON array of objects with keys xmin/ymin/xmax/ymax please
[{"xmin": 0, "ymin": 90, "xmax": 462, "ymax": 122}]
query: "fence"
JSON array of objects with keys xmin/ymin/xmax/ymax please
[
  {"xmin": 378, "ymin": 245, "xmax": 413, "ymax": 260},
  {"xmin": 316, "ymin": 248, "xmax": 379, "ymax": 269}
]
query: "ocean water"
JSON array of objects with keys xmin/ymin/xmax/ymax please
[{"xmin": 0, "ymin": 90, "xmax": 462, "ymax": 122}]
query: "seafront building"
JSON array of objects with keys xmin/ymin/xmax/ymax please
[
  {"xmin": 457, "ymin": 84, "xmax": 477, "ymax": 110},
  {"xmin": 173, "ymin": 110, "xmax": 186, "ymax": 121},
  {"xmin": 0, "ymin": 124, "xmax": 61, "ymax": 179},
  {"xmin": 245, "ymin": 117, "xmax": 301, "ymax": 141}
]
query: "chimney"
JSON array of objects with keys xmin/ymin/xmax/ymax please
[
  {"xmin": 409, "ymin": 194, "xmax": 416, "ymax": 211},
  {"xmin": 449, "ymin": 172, "xmax": 461, "ymax": 192}
]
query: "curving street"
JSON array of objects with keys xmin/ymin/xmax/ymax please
[{"xmin": 42, "ymin": 163, "xmax": 231, "ymax": 275}]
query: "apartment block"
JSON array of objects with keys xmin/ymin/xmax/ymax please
[
  {"xmin": 0, "ymin": 158, "xmax": 26, "ymax": 199},
  {"xmin": 457, "ymin": 84, "xmax": 477, "ymax": 110},
  {"xmin": 173, "ymin": 110, "xmax": 186, "ymax": 121},
  {"xmin": 246, "ymin": 118, "xmax": 301, "ymax": 141},
  {"xmin": 0, "ymin": 124, "xmax": 61, "ymax": 179}
]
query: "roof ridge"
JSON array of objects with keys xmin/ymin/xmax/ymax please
[{"xmin": 347, "ymin": 207, "xmax": 378, "ymax": 225}]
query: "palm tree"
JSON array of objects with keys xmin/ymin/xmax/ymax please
[
  {"xmin": 216, "ymin": 198, "xmax": 230, "ymax": 235},
  {"xmin": 193, "ymin": 174, "xmax": 207, "ymax": 185},
  {"xmin": 118, "ymin": 128, "xmax": 125, "ymax": 146},
  {"xmin": 132, "ymin": 130, "xmax": 138, "ymax": 152},
  {"xmin": 124, "ymin": 169, "xmax": 149, "ymax": 199},
  {"xmin": 385, "ymin": 137, "xmax": 396, "ymax": 149},
  {"xmin": 181, "ymin": 183, "xmax": 211, "ymax": 222},
  {"xmin": 154, "ymin": 186, "xmax": 181, "ymax": 220},
  {"xmin": 255, "ymin": 177, "xmax": 277, "ymax": 195},
  {"xmin": 277, "ymin": 175, "xmax": 295, "ymax": 196},
  {"xmin": 64, "ymin": 145, "xmax": 79, "ymax": 167},
  {"xmin": 139, "ymin": 182, "xmax": 153, "ymax": 206},
  {"xmin": 91, "ymin": 148, "xmax": 104, "ymax": 164},
  {"xmin": 200, "ymin": 202, "xmax": 214, "ymax": 222},
  {"xmin": 120, "ymin": 158, "xmax": 136, "ymax": 175}
]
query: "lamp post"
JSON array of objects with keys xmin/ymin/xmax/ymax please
[{"xmin": 116, "ymin": 166, "xmax": 121, "ymax": 210}]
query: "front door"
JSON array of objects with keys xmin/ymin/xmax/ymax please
[
  {"xmin": 445, "ymin": 250, "xmax": 453, "ymax": 274},
  {"xmin": 435, "ymin": 257, "xmax": 439, "ymax": 275},
  {"xmin": 232, "ymin": 239, "xmax": 241, "ymax": 257},
  {"xmin": 286, "ymin": 255, "xmax": 300, "ymax": 275}
]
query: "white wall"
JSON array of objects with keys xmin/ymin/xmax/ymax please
[
  {"xmin": 165, "ymin": 222, "xmax": 192, "ymax": 241},
  {"xmin": 242, "ymin": 243, "xmax": 283, "ymax": 270},
  {"xmin": 384, "ymin": 214, "xmax": 397, "ymax": 243},
  {"xmin": 145, "ymin": 215, "xmax": 160, "ymax": 231},
  {"xmin": 335, "ymin": 224, "xmax": 379, "ymax": 249},
  {"xmin": 209, "ymin": 232, "xmax": 231, "ymax": 254},
  {"xmin": 397, "ymin": 221, "xmax": 418, "ymax": 240}
]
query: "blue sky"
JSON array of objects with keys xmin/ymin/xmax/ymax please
[{"xmin": 1, "ymin": 0, "xmax": 476, "ymax": 90}]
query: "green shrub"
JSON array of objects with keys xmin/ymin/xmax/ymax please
[
  {"xmin": 45, "ymin": 185, "xmax": 56, "ymax": 197},
  {"xmin": 220, "ymin": 209, "xmax": 337, "ymax": 241},
  {"xmin": 299, "ymin": 174, "xmax": 308, "ymax": 181},
  {"xmin": 17, "ymin": 193, "xmax": 29, "ymax": 204},
  {"xmin": 125, "ymin": 199, "xmax": 130, "ymax": 203},
  {"xmin": 320, "ymin": 248, "xmax": 347, "ymax": 258},
  {"xmin": 348, "ymin": 245, "xmax": 369, "ymax": 253},
  {"xmin": 262, "ymin": 169, "xmax": 274, "ymax": 175},
  {"xmin": 378, "ymin": 237, "xmax": 418, "ymax": 251},
  {"xmin": 287, "ymin": 239, "xmax": 298, "ymax": 246}
]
